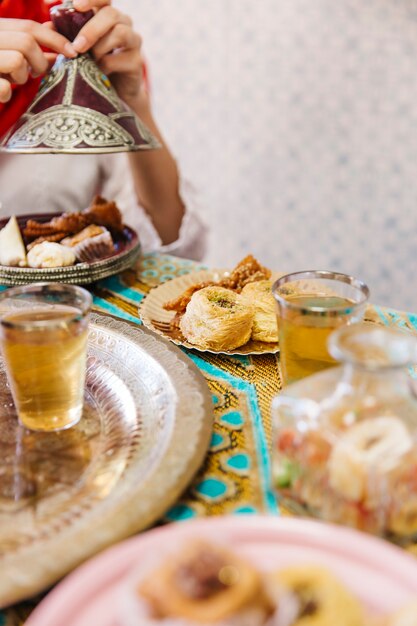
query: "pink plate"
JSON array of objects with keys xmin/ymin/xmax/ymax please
[{"xmin": 25, "ymin": 516, "xmax": 417, "ymax": 626}]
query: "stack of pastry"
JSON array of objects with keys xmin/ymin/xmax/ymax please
[
  {"xmin": 120, "ymin": 540, "xmax": 367, "ymax": 626},
  {"xmin": 179, "ymin": 287, "xmax": 255, "ymax": 351},
  {"xmin": 164, "ymin": 256, "xmax": 279, "ymax": 351},
  {"xmin": 0, "ymin": 196, "xmax": 122, "ymax": 269},
  {"xmin": 61, "ymin": 224, "xmax": 115, "ymax": 262},
  {"xmin": 241, "ymin": 280, "xmax": 279, "ymax": 343}
]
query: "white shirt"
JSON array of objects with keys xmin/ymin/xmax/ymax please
[{"xmin": 0, "ymin": 152, "xmax": 208, "ymax": 261}]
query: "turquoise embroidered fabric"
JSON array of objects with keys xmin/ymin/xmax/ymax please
[{"xmin": 92, "ymin": 254, "xmax": 280, "ymax": 520}]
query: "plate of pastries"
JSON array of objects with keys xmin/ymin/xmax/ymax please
[
  {"xmin": 0, "ymin": 196, "xmax": 140, "ymax": 285},
  {"xmin": 24, "ymin": 516, "xmax": 417, "ymax": 626},
  {"xmin": 139, "ymin": 255, "xmax": 281, "ymax": 355}
]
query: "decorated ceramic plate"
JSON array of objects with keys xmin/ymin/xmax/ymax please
[
  {"xmin": 0, "ymin": 312, "xmax": 213, "ymax": 607},
  {"xmin": 139, "ymin": 270, "xmax": 280, "ymax": 355},
  {"xmin": 24, "ymin": 516, "xmax": 417, "ymax": 625},
  {"xmin": 0, "ymin": 213, "xmax": 141, "ymax": 286}
]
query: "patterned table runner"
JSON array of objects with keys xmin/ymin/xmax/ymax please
[{"xmin": 2, "ymin": 253, "xmax": 417, "ymax": 625}]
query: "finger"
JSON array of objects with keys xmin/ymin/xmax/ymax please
[
  {"xmin": 0, "ymin": 77, "xmax": 12, "ymax": 103},
  {"xmin": 0, "ymin": 32, "xmax": 49, "ymax": 75},
  {"xmin": 0, "ymin": 20, "xmax": 76, "ymax": 58},
  {"xmin": 10, "ymin": 60, "xmax": 30, "ymax": 85},
  {"xmin": 43, "ymin": 52, "xmax": 59, "ymax": 72},
  {"xmin": 45, "ymin": 52, "xmax": 58, "ymax": 64},
  {"xmin": 73, "ymin": 0, "xmax": 111, "ymax": 11},
  {"xmin": 0, "ymin": 49, "xmax": 33, "ymax": 84},
  {"xmin": 99, "ymin": 49, "xmax": 142, "ymax": 77},
  {"xmin": 73, "ymin": 6, "xmax": 131, "ymax": 53},
  {"xmin": 92, "ymin": 25, "xmax": 140, "ymax": 61},
  {"xmin": 32, "ymin": 22, "xmax": 77, "ymax": 58}
]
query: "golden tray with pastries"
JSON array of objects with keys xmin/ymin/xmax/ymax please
[{"xmin": 139, "ymin": 256, "xmax": 282, "ymax": 355}]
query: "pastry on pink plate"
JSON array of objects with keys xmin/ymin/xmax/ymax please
[
  {"xmin": 120, "ymin": 541, "xmax": 274, "ymax": 626},
  {"xmin": 118, "ymin": 540, "xmax": 367, "ymax": 626}
]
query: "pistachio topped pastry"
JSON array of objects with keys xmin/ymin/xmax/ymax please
[{"xmin": 180, "ymin": 286, "xmax": 254, "ymax": 351}]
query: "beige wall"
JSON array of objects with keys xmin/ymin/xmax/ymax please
[{"xmin": 118, "ymin": 0, "xmax": 417, "ymax": 311}]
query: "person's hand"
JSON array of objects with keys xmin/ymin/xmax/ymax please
[
  {"xmin": 71, "ymin": 0, "xmax": 147, "ymax": 110},
  {"xmin": 0, "ymin": 19, "xmax": 76, "ymax": 103}
]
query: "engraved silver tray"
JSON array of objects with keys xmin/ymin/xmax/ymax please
[{"xmin": 0, "ymin": 313, "xmax": 213, "ymax": 608}]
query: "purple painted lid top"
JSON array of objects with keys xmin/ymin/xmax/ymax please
[{"xmin": 50, "ymin": 2, "xmax": 94, "ymax": 41}]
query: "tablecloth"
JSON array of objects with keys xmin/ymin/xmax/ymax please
[{"xmin": 2, "ymin": 252, "xmax": 417, "ymax": 625}]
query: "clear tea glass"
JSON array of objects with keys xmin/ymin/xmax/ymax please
[
  {"xmin": 272, "ymin": 270, "xmax": 370, "ymax": 386},
  {"xmin": 0, "ymin": 283, "xmax": 92, "ymax": 432}
]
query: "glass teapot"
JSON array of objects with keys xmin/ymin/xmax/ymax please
[{"xmin": 272, "ymin": 322, "xmax": 417, "ymax": 543}]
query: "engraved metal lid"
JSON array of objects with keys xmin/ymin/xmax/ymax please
[{"xmin": 1, "ymin": 2, "xmax": 160, "ymax": 154}]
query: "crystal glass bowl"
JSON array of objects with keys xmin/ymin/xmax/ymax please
[{"xmin": 272, "ymin": 323, "xmax": 417, "ymax": 544}]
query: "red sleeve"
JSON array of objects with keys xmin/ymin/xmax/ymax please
[{"xmin": 0, "ymin": 0, "xmax": 53, "ymax": 138}]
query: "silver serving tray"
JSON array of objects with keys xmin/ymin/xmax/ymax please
[{"xmin": 0, "ymin": 313, "xmax": 213, "ymax": 607}]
